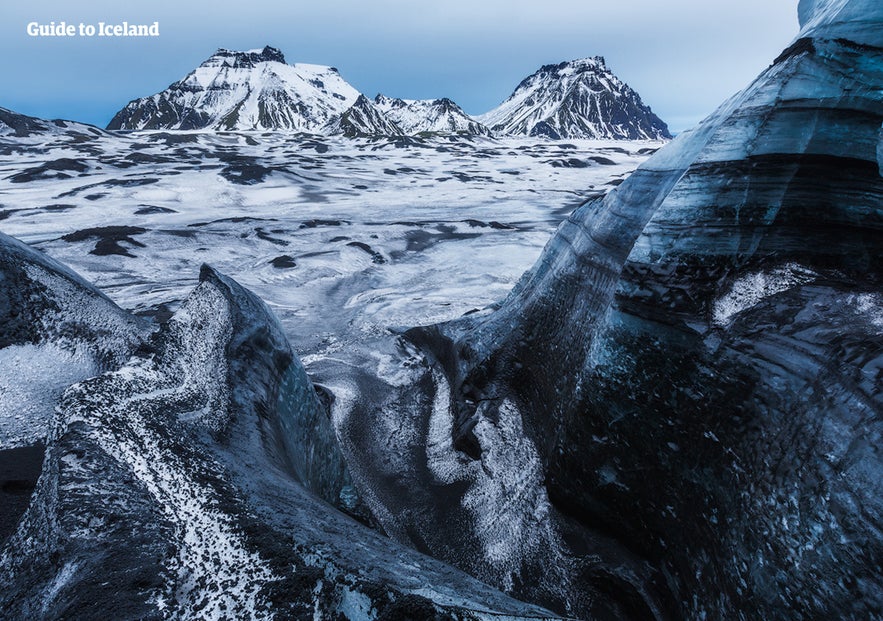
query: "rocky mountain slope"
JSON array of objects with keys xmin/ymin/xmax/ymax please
[
  {"xmin": 1, "ymin": 107, "xmax": 106, "ymax": 139},
  {"xmin": 324, "ymin": 94, "xmax": 404, "ymax": 137},
  {"xmin": 479, "ymin": 57, "xmax": 671, "ymax": 140}
]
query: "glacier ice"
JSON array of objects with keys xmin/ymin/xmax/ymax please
[
  {"xmin": 381, "ymin": 1, "xmax": 883, "ymax": 618},
  {"xmin": 0, "ymin": 263, "xmax": 563, "ymax": 620}
]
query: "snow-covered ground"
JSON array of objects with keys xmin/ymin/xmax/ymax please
[{"xmin": 0, "ymin": 130, "xmax": 659, "ymax": 356}]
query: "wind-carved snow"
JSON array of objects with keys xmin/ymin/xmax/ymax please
[
  {"xmin": 60, "ymin": 281, "xmax": 275, "ymax": 620},
  {"xmin": 712, "ymin": 264, "xmax": 818, "ymax": 326},
  {"xmin": 0, "ymin": 261, "xmax": 144, "ymax": 449},
  {"xmin": 22, "ymin": 264, "xmax": 143, "ymax": 363},
  {"xmin": 426, "ymin": 371, "xmax": 568, "ymax": 593}
]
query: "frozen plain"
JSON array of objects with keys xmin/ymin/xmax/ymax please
[{"xmin": 0, "ymin": 130, "xmax": 659, "ymax": 359}]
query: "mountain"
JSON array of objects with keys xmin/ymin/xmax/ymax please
[
  {"xmin": 0, "ymin": 107, "xmax": 57, "ymax": 137},
  {"xmin": 107, "ymin": 46, "xmax": 361, "ymax": 131},
  {"xmin": 479, "ymin": 57, "xmax": 670, "ymax": 140},
  {"xmin": 324, "ymin": 94, "xmax": 403, "ymax": 137},
  {"xmin": 374, "ymin": 94, "xmax": 490, "ymax": 135},
  {"xmin": 106, "ymin": 47, "xmax": 669, "ymax": 139}
]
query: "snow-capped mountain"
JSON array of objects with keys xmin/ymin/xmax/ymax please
[
  {"xmin": 374, "ymin": 94, "xmax": 490, "ymax": 135},
  {"xmin": 107, "ymin": 46, "xmax": 361, "ymax": 131},
  {"xmin": 479, "ymin": 57, "xmax": 670, "ymax": 140},
  {"xmin": 106, "ymin": 47, "xmax": 670, "ymax": 139},
  {"xmin": 324, "ymin": 94, "xmax": 403, "ymax": 137}
]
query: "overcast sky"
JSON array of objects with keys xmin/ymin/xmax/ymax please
[{"xmin": 2, "ymin": 1, "xmax": 800, "ymax": 133}]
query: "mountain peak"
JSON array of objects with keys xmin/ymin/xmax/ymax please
[
  {"xmin": 324, "ymin": 94, "xmax": 403, "ymax": 137},
  {"xmin": 206, "ymin": 45, "xmax": 286, "ymax": 67},
  {"xmin": 556, "ymin": 56, "xmax": 607, "ymax": 70},
  {"xmin": 374, "ymin": 95, "xmax": 490, "ymax": 136},
  {"xmin": 107, "ymin": 46, "xmax": 360, "ymax": 131},
  {"xmin": 480, "ymin": 57, "xmax": 670, "ymax": 140},
  {"xmin": 529, "ymin": 57, "xmax": 610, "ymax": 85}
]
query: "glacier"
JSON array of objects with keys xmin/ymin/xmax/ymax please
[
  {"xmin": 0, "ymin": 0, "xmax": 881, "ymax": 619},
  {"xmin": 0, "ymin": 260, "xmax": 564, "ymax": 620}
]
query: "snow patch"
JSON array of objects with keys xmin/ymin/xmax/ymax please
[
  {"xmin": 426, "ymin": 371, "xmax": 567, "ymax": 593},
  {"xmin": 848, "ymin": 292, "xmax": 883, "ymax": 331},
  {"xmin": 712, "ymin": 264, "xmax": 817, "ymax": 326},
  {"xmin": 0, "ymin": 343, "xmax": 97, "ymax": 449}
]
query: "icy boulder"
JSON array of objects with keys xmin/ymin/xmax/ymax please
[{"xmin": 195, "ymin": 265, "xmax": 359, "ymax": 513}]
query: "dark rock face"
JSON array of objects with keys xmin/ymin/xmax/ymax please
[
  {"xmin": 8, "ymin": 158, "xmax": 87, "ymax": 183},
  {"xmin": 480, "ymin": 57, "xmax": 671, "ymax": 140},
  {"xmin": 61, "ymin": 225, "xmax": 148, "ymax": 257},
  {"xmin": 215, "ymin": 45, "xmax": 287, "ymax": 66},
  {"xmin": 0, "ymin": 445, "xmax": 43, "ymax": 545}
]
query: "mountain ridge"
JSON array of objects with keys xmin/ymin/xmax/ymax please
[
  {"xmin": 374, "ymin": 94, "xmax": 491, "ymax": 136},
  {"xmin": 106, "ymin": 47, "xmax": 670, "ymax": 140}
]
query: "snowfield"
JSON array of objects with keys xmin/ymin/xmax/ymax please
[{"xmin": 0, "ymin": 129, "xmax": 660, "ymax": 358}]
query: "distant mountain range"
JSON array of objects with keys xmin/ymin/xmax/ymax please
[{"xmin": 103, "ymin": 46, "xmax": 669, "ymax": 139}]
